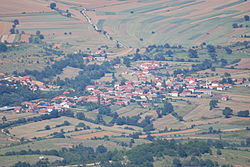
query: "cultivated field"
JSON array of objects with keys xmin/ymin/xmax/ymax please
[
  {"xmin": 68, "ymin": 0, "xmax": 250, "ymax": 47},
  {"xmin": 8, "ymin": 116, "xmax": 136, "ymax": 140}
]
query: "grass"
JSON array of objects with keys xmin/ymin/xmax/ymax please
[
  {"xmin": 85, "ymin": 111, "xmax": 98, "ymax": 120},
  {"xmin": 172, "ymin": 100, "xmax": 198, "ymax": 117},
  {"xmin": 0, "ymin": 155, "xmax": 62, "ymax": 167},
  {"xmin": 0, "ymin": 43, "xmax": 58, "ymax": 73},
  {"xmin": 8, "ymin": 117, "xmax": 85, "ymax": 139},
  {"xmin": 202, "ymin": 148, "xmax": 250, "ymax": 166},
  {"xmin": 55, "ymin": 66, "xmax": 82, "ymax": 80},
  {"xmin": 227, "ymin": 86, "xmax": 250, "ymax": 95},
  {"xmin": 154, "ymin": 147, "xmax": 250, "ymax": 167}
]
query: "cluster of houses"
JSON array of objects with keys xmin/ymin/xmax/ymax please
[
  {"xmin": 83, "ymin": 50, "xmax": 108, "ymax": 62},
  {"xmin": 0, "ymin": 75, "xmax": 59, "ymax": 91},
  {"xmin": 81, "ymin": 61, "xmax": 246, "ymax": 107},
  {"xmin": 15, "ymin": 95, "xmax": 76, "ymax": 114},
  {"xmin": 0, "ymin": 60, "xmax": 247, "ymax": 114}
]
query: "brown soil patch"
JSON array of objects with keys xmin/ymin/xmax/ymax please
[
  {"xmin": 73, "ymin": 131, "xmax": 121, "ymax": 139},
  {"xmin": 140, "ymin": 128, "xmax": 201, "ymax": 138}
]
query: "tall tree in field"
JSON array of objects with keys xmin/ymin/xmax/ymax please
[
  {"xmin": 50, "ymin": 2, "xmax": 57, "ymax": 9},
  {"xmin": 2, "ymin": 116, "xmax": 7, "ymax": 123},
  {"xmin": 222, "ymin": 107, "xmax": 233, "ymax": 118},
  {"xmin": 209, "ymin": 100, "xmax": 218, "ymax": 110}
]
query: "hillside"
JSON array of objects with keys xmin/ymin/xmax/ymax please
[
  {"xmin": 0, "ymin": 1, "xmax": 250, "ymax": 167},
  {"xmin": 1, "ymin": 0, "xmax": 250, "ymax": 50}
]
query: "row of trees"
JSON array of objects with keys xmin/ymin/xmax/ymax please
[
  {"xmin": 9, "ymin": 139, "xmax": 226, "ymax": 167},
  {"xmin": 222, "ymin": 107, "xmax": 249, "ymax": 118},
  {"xmin": 0, "ymin": 43, "xmax": 8, "ymax": 52}
]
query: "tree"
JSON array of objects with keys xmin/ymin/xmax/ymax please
[
  {"xmin": 246, "ymin": 138, "xmax": 250, "ymax": 146},
  {"xmin": 224, "ymin": 47, "xmax": 232, "ymax": 54},
  {"xmin": 146, "ymin": 134, "xmax": 154, "ymax": 141},
  {"xmin": 98, "ymin": 105, "xmax": 112, "ymax": 116},
  {"xmin": 39, "ymin": 34, "xmax": 44, "ymax": 40},
  {"xmin": 13, "ymin": 19, "xmax": 19, "ymax": 25},
  {"xmin": 232, "ymin": 23, "xmax": 238, "ymax": 28},
  {"xmin": 76, "ymin": 122, "xmax": 86, "ymax": 127},
  {"xmin": 44, "ymin": 125, "xmax": 51, "ymax": 130},
  {"xmin": 237, "ymin": 110, "xmax": 249, "ymax": 117},
  {"xmin": 244, "ymin": 15, "xmax": 250, "ymax": 21},
  {"xmin": 12, "ymin": 162, "xmax": 31, "ymax": 167},
  {"xmin": 63, "ymin": 120, "xmax": 70, "ymax": 126},
  {"xmin": 217, "ymin": 149, "xmax": 222, "ymax": 155},
  {"xmin": 222, "ymin": 107, "xmax": 233, "ymax": 118},
  {"xmin": 66, "ymin": 13, "xmax": 72, "ymax": 17},
  {"xmin": 2, "ymin": 116, "xmax": 7, "ymax": 123},
  {"xmin": 162, "ymin": 102, "xmax": 174, "ymax": 115},
  {"xmin": 36, "ymin": 30, "xmax": 41, "ymax": 35},
  {"xmin": 188, "ymin": 49, "xmax": 198, "ymax": 58},
  {"xmin": 207, "ymin": 45, "xmax": 216, "ymax": 53},
  {"xmin": 76, "ymin": 112, "xmax": 85, "ymax": 120},
  {"xmin": 209, "ymin": 127, "xmax": 213, "ymax": 133},
  {"xmin": 0, "ymin": 43, "xmax": 8, "ymax": 52},
  {"xmin": 10, "ymin": 28, "xmax": 15, "ymax": 34},
  {"xmin": 50, "ymin": 2, "xmax": 57, "ymax": 9},
  {"xmin": 209, "ymin": 100, "xmax": 218, "ymax": 110},
  {"xmin": 173, "ymin": 158, "xmax": 182, "ymax": 167},
  {"xmin": 96, "ymin": 145, "xmax": 107, "ymax": 154},
  {"xmin": 143, "ymin": 123, "xmax": 154, "ymax": 132}
]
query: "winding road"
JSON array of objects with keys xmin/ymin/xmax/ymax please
[{"xmin": 80, "ymin": 8, "xmax": 128, "ymax": 48}]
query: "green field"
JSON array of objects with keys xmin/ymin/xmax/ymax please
[{"xmin": 0, "ymin": 155, "xmax": 62, "ymax": 167}]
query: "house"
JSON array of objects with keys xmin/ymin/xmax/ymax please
[
  {"xmin": 223, "ymin": 84, "xmax": 233, "ymax": 88},
  {"xmin": 217, "ymin": 85, "xmax": 225, "ymax": 91},
  {"xmin": 171, "ymin": 91, "xmax": 179, "ymax": 97},
  {"xmin": 211, "ymin": 82, "xmax": 219, "ymax": 87},
  {"xmin": 221, "ymin": 96, "xmax": 229, "ymax": 101},
  {"xmin": 14, "ymin": 106, "xmax": 22, "ymax": 113},
  {"xmin": 86, "ymin": 85, "xmax": 95, "ymax": 91},
  {"xmin": 180, "ymin": 91, "xmax": 192, "ymax": 97},
  {"xmin": 195, "ymin": 89, "xmax": 212, "ymax": 95},
  {"xmin": 188, "ymin": 87, "xmax": 196, "ymax": 93},
  {"xmin": 236, "ymin": 79, "xmax": 244, "ymax": 84},
  {"xmin": 94, "ymin": 56, "xmax": 106, "ymax": 61}
]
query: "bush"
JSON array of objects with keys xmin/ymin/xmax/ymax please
[
  {"xmin": 50, "ymin": 3, "xmax": 56, "ymax": 9},
  {"xmin": 237, "ymin": 110, "xmax": 249, "ymax": 117},
  {"xmin": 222, "ymin": 107, "xmax": 233, "ymax": 118},
  {"xmin": 44, "ymin": 125, "xmax": 51, "ymax": 130},
  {"xmin": 0, "ymin": 43, "xmax": 7, "ymax": 52}
]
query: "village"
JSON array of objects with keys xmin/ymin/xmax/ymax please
[{"xmin": 0, "ymin": 60, "xmax": 247, "ymax": 115}]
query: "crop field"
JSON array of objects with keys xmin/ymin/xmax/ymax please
[
  {"xmin": 0, "ymin": 111, "xmax": 40, "ymax": 123},
  {"xmin": 153, "ymin": 114, "xmax": 186, "ymax": 130},
  {"xmin": 234, "ymin": 58, "xmax": 250, "ymax": 69},
  {"xmin": 8, "ymin": 116, "xmax": 137, "ymax": 140},
  {"xmin": 68, "ymin": 0, "xmax": 250, "ymax": 47},
  {"xmin": 1, "ymin": 0, "xmax": 248, "ymax": 53},
  {"xmin": 73, "ymin": 131, "xmax": 121, "ymax": 139},
  {"xmin": 0, "ymin": 0, "xmax": 115, "ymax": 52}
]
